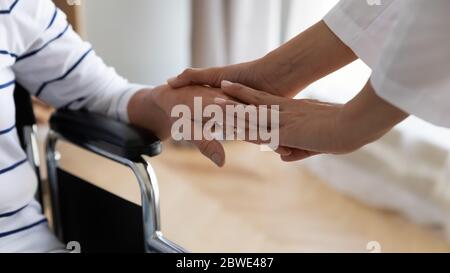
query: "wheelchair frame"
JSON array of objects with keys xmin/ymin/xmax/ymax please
[{"xmin": 15, "ymin": 86, "xmax": 186, "ymax": 253}]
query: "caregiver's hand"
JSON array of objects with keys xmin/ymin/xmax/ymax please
[
  {"xmin": 215, "ymin": 80, "xmax": 409, "ymax": 161},
  {"xmin": 168, "ymin": 21, "xmax": 357, "ymax": 98}
]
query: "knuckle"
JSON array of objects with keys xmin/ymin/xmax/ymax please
[
  {"xmin": 233, "ymin": 84, "xmax": 244, "ymax": 91},
  {"xmin": 209, "ymin": 70, "xmax": 223, "ymax": 86},
  {"xmin": 250, "ymin": 93, "xmax": 261, "ymax": 102},
  {"xmin": 181, "ymin": 68, "xmax": 194, "ymax": 77}
]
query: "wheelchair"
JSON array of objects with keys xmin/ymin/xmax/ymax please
[{"xmin": 14, "ymin": 84, "xmax": 186, "ymax": 253}]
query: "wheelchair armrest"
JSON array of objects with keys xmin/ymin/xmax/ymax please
[{"xmin": 49, "ymin": 110, "xmax": 162, "ymax": 160}]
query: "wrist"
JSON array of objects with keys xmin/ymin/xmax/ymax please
[
  {"xmin": 260, "ymin": 21, "xmax": 358, "ymax": 98},
  {"xmin": 128, "ymin": 87, "xmax": 172, "ymax": 140},
  {"xmin": 149, "ymin": 84, "xmax": 169, "ymax": 114},
  {"xmin": 259, "ymin": 41, "xmax": 317, "ymax": 98},
  {"xmin": 335, "ymin": 106, "xmax": 371, "ymax": 153},
  {"xmin": 257, "ymin": 53, "xmax": 297, "ymax": 96},
  {"xmin": 337, "ymin": 83, "xmax": 407, "ymax": 153}
]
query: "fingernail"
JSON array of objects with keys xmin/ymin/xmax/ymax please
[
  {"xmin": 221, "ymin": 80, "xmax": 233, "ymax": 88},
  {"xmin": 279, "ymin": 147, "xmax": 292, "ymax": 156},
  {"xmin": 214, "ymin": 98, "xmax": 228, "ymax": 104},
  {"xmin": 167, "ymin": 77, "xmax": 178, "ymax": 85},
  {"xmin": 211, "ymin": 153, "xmax": 224, "ymax": 167}
]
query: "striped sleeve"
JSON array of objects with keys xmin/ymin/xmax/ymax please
[{"xmin": 12, "ymin": 0, "xmax": 146, "ymax": 122}]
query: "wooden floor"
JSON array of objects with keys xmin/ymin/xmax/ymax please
[{"xmin": 54, "ymin": 140, "xmax": 450, "ymax": 253}]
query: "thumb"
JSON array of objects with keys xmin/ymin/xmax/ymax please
[
  {"xmin": 168, "ymin": 68, "xmax": 223, "ymax": 89},
  {"xmin": 175, "ymin": 119, "xmax": 226, "ymax": 167},
  {"xmin": 191, "ymin": 139, "xmax": 226, "ymax": 167}
]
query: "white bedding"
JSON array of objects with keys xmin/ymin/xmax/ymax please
[{"xmin": 303, "ymin": 117, "xmax": 450, "ymax": 242}]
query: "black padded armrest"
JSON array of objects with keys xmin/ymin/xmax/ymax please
[{"xmin": 50, "ymin": 110, "xmax": 162, "ymax": 160}]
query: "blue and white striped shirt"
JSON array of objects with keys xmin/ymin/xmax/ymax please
[{"xmin": 0, "ymin": 0, "xmax": 144, "ymax": 234}]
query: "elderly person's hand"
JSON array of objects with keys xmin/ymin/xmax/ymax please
[
  {"xmin": 130, "ymin": 83, "xmax": 294, "ymax": 166},
  {"xmin": 213, "ymin": 80, "xmax": 408, "ymax": 162},
  {"xmin": 129, "ymin": 84, "xmax": 232, "ymax": 167}
]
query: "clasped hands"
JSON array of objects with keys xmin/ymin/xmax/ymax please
[
  {"xmin": 137, "ymin": 21, "xmax": 408, "ymax": 167},
  {"xmin": 162, "ymin": 64, "xmax": 356, "ymax": 165},
  {"xmin": 159, "ymin": 59, "xmax": 406, "ymax": 167}
]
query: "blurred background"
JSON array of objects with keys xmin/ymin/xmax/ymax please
[{"xmin": 40, "ymin": 0, "xmax": 450, "ymax": 252}]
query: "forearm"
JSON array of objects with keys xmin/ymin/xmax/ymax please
[
  {"xmin": 127, "ymin": 88, "xmax": 172, "ymax": 140},
  {"xmin": 338, "ymin": 81, "xmax": 409, "ymax": 151},
  {"xmin": 260, "ymin": 20, "xmax": 358, "ymax": 97}
]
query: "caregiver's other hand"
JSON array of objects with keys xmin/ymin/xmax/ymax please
[
  {"xmin": 128, "ymin": 84, "xmax": 230, "ymax": 167},
  {"xmin": 167, "ymin": 59, "xmax": 286, "ymax": 96},
  {"xmin": 168, "ymin": 21, "xmax": 357, "ymax": 98},
  {"xmin": 216, "ymin": 80, "xmax": 408, "ymax": 161}
]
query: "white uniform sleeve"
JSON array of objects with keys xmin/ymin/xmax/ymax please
[
  {"xmin": 12, "ymin": 0, "xmax": 146, "ymax": 122},
  {"xmin": 323, "ymin": 0, "xmax": 400, "ymax": 67},
  {"xmin": 370, "ymin": 0, "xmax": 450, "ymax": 128}
]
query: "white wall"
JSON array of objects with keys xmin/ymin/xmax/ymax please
[{"xmin": 83, "ymin": 0, "xmax": 191, "ymax": 85}]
